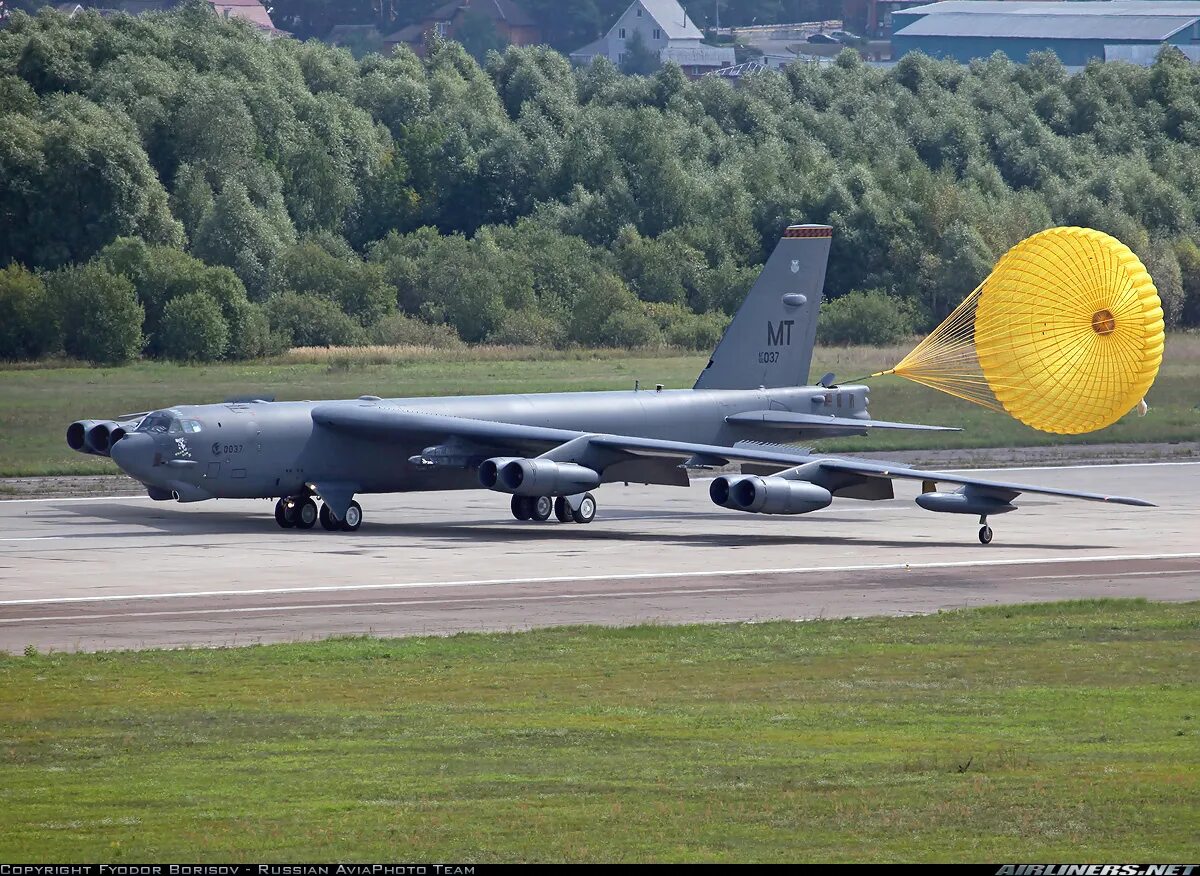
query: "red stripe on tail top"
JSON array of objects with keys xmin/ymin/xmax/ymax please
[{"xmin": 782, "ymin": 225, "xmax": 833, "ymax": 239}]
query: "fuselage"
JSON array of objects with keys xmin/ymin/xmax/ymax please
[{"xmin": 108, "ymin": 384, "xmax": 873, "ymax": 502}]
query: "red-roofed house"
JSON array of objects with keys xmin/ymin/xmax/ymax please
[
  {"xmin": 207, "ymin": 0, "xmax": 279, "ymax": 33},
  {"xmin": 384, "ymin": 0, "xmax": 541, "ymax": 57}
]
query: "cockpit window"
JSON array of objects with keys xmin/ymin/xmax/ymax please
[
  {"xmin": 137, "ymin": 413, "xmax": 174, "ymax": 434},
  {"xmin": 137, "ymin": 413, "xmax": 200, "ymax": 434}
]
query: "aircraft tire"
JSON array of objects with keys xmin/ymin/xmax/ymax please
[
  {"xmin": 554, "ymin": 496, "xmax": 571, "ymax": 523},
  {"xmin": 978, "ymin": 525, "xmax": 993, "ymax": 545},
  {"xmin": 341, "ymin": 500, "xmax": 362, "ymax": 532},
  {"xmin": 275, "ymin": 498, "xmax": 295, "ymax": 529},
  {"xmin": 296, "ymin": 498, "xmax": 318, "ymax": 530},
  {"xmin": 572, "ymin": 493, "xmax": 597, "ymax": 524},
  {"xmin": 531, "ymin": 496, "xmax": 553, "ymax": 521},
  {"xmin": 319, "ymin": 503, "xmax": 339, "ymax": 531},
  {"xmin": 511, "ymin": 495, "xmax": 532, "ymax": 521}
]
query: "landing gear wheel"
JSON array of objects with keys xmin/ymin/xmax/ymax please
[
  {"xmin": 511, "ymin": 495, "xmax": 533, "ymax": 521},
  {"xmin": 341, "ymin": 500, "xmax": 362, "ymax": 532},
  {"xmin": 274, "ymin": 498, "xmax": 295, "ymax": 529},
  {"xmin": 572, "ymin": 492, "xmax": 597, "ymax": 524},
  {"xmin": 295, "ymin": 497, "xmax": 318, "ymax": 529},
  {"xmin": 531, "ymin": 495, "xmax": 553, "ymax": 522},
  {"xmin": 319, "ymin": 502, "xmax": 339, "ymax": 531},
  {"xmin": 978, "ymin": 525, "xmax": 993, "ymax": 545},
  {"xmin": 554, "ymin": 496, "xmax": 571, "ymax": 523}
]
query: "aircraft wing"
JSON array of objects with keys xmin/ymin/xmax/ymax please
[{"xmin": 311, "ymin": 404, "xmax": 1153, "ymax": 507}]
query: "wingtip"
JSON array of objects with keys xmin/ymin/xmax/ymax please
[{"xmin": 1108, "ymin": 496, "xmax": 1157, "ymax": 507}]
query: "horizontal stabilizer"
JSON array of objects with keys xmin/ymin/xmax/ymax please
[{"xmin": 726, "ymin": 411, "xmax": 961, "ymax": 432}]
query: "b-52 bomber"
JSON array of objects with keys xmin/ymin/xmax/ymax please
[{"xmin": 67, "ymin": 224, "xmax": 1153, "ymax": 545}]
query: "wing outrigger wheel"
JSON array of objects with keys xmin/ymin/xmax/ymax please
[{"xmin": 876, "ymin": 227, "xmax": 1165, "ymax": 435}]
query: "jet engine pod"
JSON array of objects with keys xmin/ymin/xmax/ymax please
[
  {"xmin": 478, "ymin": 457, "xmax": 522, "ymax": 490},
  {"xmin": 82, "ymin": 421, "xmax": 121, "ymax": 456},
  {"xmin": 712, "ymin": 475, "xmax": 832, "ymax": 515},
  {"xmin": 496, "ymin": 459, "xmax": 602, "ymax": 497},
  {"xmin": 915, "ymin": 489, "xmax": 1016, "ymax": 516},
  {"xmin": 67, "ymin": 420, "xmax": 102, "ymax": 454},
  {"xmin": 708, "ymin": 475, "xmax": 741, "ymax": 508}
]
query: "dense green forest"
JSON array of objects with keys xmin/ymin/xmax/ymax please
[{"xmin": 2, "ymin": 4, "xmax": 1200, "ymax": 364}]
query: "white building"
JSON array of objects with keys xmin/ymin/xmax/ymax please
[{"xmin": 570, "ymin": 0, "xmax": 735, "ymax": 76}]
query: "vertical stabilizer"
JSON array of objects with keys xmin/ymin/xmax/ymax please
[{"xmin": 694, "ymin": 224, "xmax": 832, "ymax": 390}]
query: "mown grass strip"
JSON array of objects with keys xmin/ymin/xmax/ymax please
[{"xmin": 1, "ymin": 599, "xmax": 1196, "ymax": 861}]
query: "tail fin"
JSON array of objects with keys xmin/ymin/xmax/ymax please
[{"xmin": 694, "ymin": 224, "xmax": 832, "ymax": 390}]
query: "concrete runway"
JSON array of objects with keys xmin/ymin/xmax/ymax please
[{"xmin": 1, "ymin": 461, "xmax": 1197, "ymax": 652}]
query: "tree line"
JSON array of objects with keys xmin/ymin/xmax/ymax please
[{"xmin": 2, "ymin": 4, "xmax": 1199, "ymax": 364}]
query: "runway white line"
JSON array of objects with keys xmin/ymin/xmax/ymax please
[
  {"xmin": 0, "ymin": 586, "xmax": 749, "ymax": 624},
  {"xmin": 0, "ymin": 537, "xmax": 64, "ymax": 542},
  {"xmin": 3, "ymin": 551, "xmax": 1198, "ymax": 607}
]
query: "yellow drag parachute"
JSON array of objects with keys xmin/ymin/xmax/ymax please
[{"xmin": 875, "ymin": 227, "xmax": 1165, "ymax": 434}]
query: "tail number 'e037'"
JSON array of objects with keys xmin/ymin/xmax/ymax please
[{"xmin": 212, "ymin": 443, "xmax": 244, "ymax": 456}]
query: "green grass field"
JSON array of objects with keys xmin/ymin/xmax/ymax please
[
  {"xmin": 1, "ymin": 336, "xmax": 1197, "ymax": 477},
  {"xmin": 1, "ymin": 600, "xmax": 1196, "ymax": 861}
]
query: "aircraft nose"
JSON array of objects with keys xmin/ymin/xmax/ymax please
[{"xmin": 109, "ymin": 432, "xmax": 156, "ymax": 480}]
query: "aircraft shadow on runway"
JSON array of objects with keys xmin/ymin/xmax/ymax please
[{"xmin": 55, "ymin": 501, "xmax": 1109, "ymax": 552}]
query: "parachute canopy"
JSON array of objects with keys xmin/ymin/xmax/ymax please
[{"xmin": 875, "ymin": 227, "xmax": 1164, "ymax": 435}]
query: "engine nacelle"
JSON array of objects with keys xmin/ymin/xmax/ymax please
[
  {"xmin": 478, "ymin": 457, "xmax": 522, "ymax": 490},
  {"xmin": 915, "ymin": 490, "xmax": 1016, "ymax": 516},
  {"xmin": 710, "ymin": 475, "xmax": 833, "ymax": 515},
  {"xmin": 67, "ymin": 420, "xmax": 102, "ymax": 454},
  {"xmin": 479, "ymin": 457, "xmax": 602, "ymax": 496}
]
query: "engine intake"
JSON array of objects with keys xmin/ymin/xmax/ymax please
[
  {"xmin": 710, "ymin": 475, "xmax": 833, "ymax": 515},
  {"xmin": 479, "ymin": 457, "xmax": 601, "ymax": 496}
]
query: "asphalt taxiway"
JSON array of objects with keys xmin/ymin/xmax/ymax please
[{"xmin": 1, "ymin": 462, "xmax": 1197, "ymax": 652}]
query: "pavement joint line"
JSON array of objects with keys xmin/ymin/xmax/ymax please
[
  {"xmin": 3, "ymin": 551, "xmax": 1198, "ymax": 607},
  {"xmin": 1016, "ymin": 569, "xmax": 1200, "ymax": 581}
]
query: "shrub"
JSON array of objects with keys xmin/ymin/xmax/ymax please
[
  {"xmin": 0, "ymin": 263, "xmax": 59, "ymax": 360},
  {"xmin": 645, "ymin": 303, "xmax": 729, "ymax": 350},
  {"xmin": 46, "ymin": 263, "xmax": 144, "ymax": 365},
  {"xmin": 225, "ymin": 299, "xmax": 272, "ymax": 360},
  {"xmin": 487, "ymin": 310, "xmax": 567, "ymax": 347},
  {"xmin": 596, "ymin": 308, "xmax": 663, "ymax": 348},
  {"xmin": 368, "ymin": 312, "xmax": 463, "ymax": 348},
  {"xmin": 159, "ymin": 292, "xmax": 230, "ymax": 362},
  {"xmin": 266, "ymin": 292, "xmax": 366, "ymax": 347},
  {"xmin": 817, "ymin": 289, "xmax": 915, "ymax": 346}
]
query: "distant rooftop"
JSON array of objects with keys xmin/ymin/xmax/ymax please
[
  {"xmin": 639, "ymin": 0, "xmax": 704, "ymax": 39},
  {"xmin": 897, "ymin": 0, "xmax": 1200, "ymax": 15},
  {"xmin": 896, "ymin": 10, "xmax": 1198, "ymax": 39}
]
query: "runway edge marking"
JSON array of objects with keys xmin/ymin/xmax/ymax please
[{"xmin": 4, "ymin": 552, "xmax": 1199, "ymax": 607}]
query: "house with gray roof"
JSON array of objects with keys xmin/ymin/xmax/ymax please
[
  {"xmin": 892, "ymin": 1, "xmax": 1200, "ymax": 65},
  {"xmin": 570, "ymin": 0, "xmax": 735, "ymax": 76}
]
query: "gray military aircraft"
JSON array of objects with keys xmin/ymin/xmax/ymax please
[{"xmin": 66, "ymin": 224, "xmax": 1152, "ymax": 544}]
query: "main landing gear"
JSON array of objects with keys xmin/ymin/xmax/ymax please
[
  {"xmin": 978, "ymin": 514, "xmax": 993, "ymax": 545},
  {"xmin": 275, "ymin": 496, "xmax": 361, "ymax": 532},
  {"xmin": 511, "ymin": 493, "xmax": 597, "ymax": 524}
]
